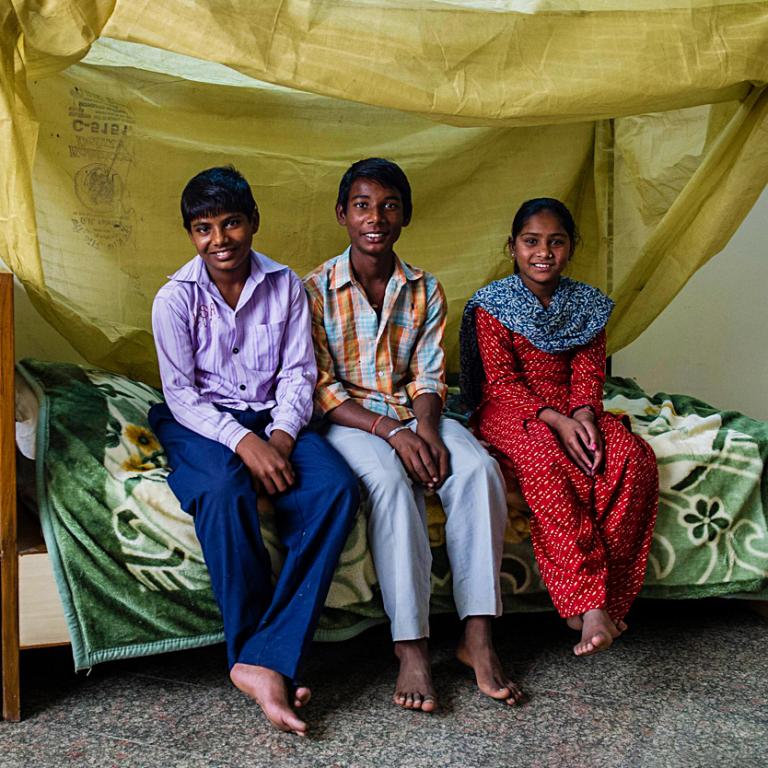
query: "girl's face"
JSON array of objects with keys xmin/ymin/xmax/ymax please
[{"xmin": 510, "ymin": 210, "xmax": 574, "ymax": 299}]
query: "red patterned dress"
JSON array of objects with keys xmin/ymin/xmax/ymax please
[{"xmin": 472, "ymin": 307, "xmax": 658, "ymax": 622}]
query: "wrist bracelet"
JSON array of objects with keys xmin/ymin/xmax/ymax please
[
  {"xmin": 384, "ymin": 424, "xmax": 410, "ymax": 441},
  {"xmin": 370, "ymin": 414, "xmax": 386, "ymax": 436}
]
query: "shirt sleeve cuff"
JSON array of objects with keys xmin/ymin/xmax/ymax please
[
  {"xmin": 315, "ymin": 384, "xmax": 351, "ymax": 415},
  {"xmin": 220, "ymin": 422, "xmax": 253, "ymax": 453},
  {"xmin": 406, "ymin": 381, "xmax": 447, "ymax": 403},
  {"xmin": 265, "ymin": 418, "xmax": 301, "ymax": 441},
  {"xmin": 521, "ymin": 404, "xmax": 557, "ymax": 422},
  {"xmin": 570, "ymin": 401, "xmax": 604, "ymax": 417}
]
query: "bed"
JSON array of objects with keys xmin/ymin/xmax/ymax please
[{"xmin": 2, "ymin": 272, "xmax": 768, "ymax": 721}]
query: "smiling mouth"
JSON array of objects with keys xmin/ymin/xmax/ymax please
[{"xmin": 363, "ymin": 232, "xmax": 388, "ymax": 241}]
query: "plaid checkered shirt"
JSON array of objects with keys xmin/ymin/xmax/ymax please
[{"xmin": 304, "ymin": 247, "xmax": 447, "ymax": 420}]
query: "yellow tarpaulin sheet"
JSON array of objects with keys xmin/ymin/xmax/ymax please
[{"xmin": 2, "ymin": 1, "xmax": 767, "ymax": 382}]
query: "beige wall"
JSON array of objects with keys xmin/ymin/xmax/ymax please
[
  {"xmin": 613, "ymin": 187, "xmax": 768, "ymax": 420},
  {"xmin": 6, "ymin": 187, "xmax": 768, "ymax": 419},
  {"xmin": 3, "ymin": 261, "xmax": 85, "ymax": 366}
]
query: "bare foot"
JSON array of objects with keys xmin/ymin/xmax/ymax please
[
  {"xmin": 393, "ymin": 639, "xmax": 437, "ymax": 712},
  {"xmin": 230, "ymin": 663, "xmax": 307, "ymax": 735},
  {"xmin": 293, "ymin": 686, "xmax": 312, "ymax": 709},
  {"xmin": 456, "ymin": 616, "xmax": 525, "ymax": 706},
  {"xmin": 573, "ymin": 609, "xmax": 619, "ymax": 657}
]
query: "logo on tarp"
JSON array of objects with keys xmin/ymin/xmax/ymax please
[
  {"xmin": 68, "ymin": 87, "xmax": 135, "ymax": 249},
  {"xmin": 74, "ymin": 162, "xmax": 124, "ymax": 214}
]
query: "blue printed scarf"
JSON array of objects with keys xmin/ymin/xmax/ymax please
[{"xmin": 459, "ymin": 275, "xmax": 614, "ymax": 409}]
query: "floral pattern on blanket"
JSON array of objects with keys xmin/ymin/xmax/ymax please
[
  {"xmin": 605, "ymin": 382, "xmax": 768, "ymax": 590},
  {"xmin": 87, "ymin": 368, "xmax": 383, "ymax": 624},
  {"xmin": 17, "ymin": 361, "xmax": 768, "ymax": 670}
]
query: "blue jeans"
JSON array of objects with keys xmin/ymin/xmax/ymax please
[{"xmin": 149, "ymin": 403, "xmax": 359, "ymax": 683}]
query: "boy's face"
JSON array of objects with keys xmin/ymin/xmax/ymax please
[
  {"xmin": 187, "ymin": 210, "xmax": 259, "ymax": 280},
  {"xmin": 336, "ymin": 178, "xmax": 409, "ymax": 261}
]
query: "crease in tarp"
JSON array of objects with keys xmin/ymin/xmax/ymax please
[{"xmin": 95, "ymin": 1, "xmax": 768, "ymax": 123}]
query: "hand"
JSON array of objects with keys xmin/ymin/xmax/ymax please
[
  {"xmin": 415, "ymin": 424, "xmax": 451, "ymax": 490},
  {"xmin": 572, "ymin": 408, "xmax": 604, "ymax": 473},
  {"xmin": 539, "ymin": 409, "xmax": 599, "ymax": 476},
  {"xmin": 268, "ymin": 429, "xmax": 296, "ymax": 461},
  {"xmin": 388, "ymin": 427, "xmax": 442, "ymax": 489},
  {"xmin": 235, "ymin": 431, "xmax": 295, "ymax": 495}
]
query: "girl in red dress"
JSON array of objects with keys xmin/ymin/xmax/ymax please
[{"xmin": 460, "ymin": 198, "xmax": 658, "ymax": 656}]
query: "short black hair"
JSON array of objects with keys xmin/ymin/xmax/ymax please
[
  {"xmin": 336, "ymin": 158, "xmax": 412, "ymax": 223},
  {"xmin": 180, "ymin": 166, "xmax": 258, "ymax": 231},
  {"xmin": 510, "ymin": 197, "xmax": 579, "ymax": 246}
]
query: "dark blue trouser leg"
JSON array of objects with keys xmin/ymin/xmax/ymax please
[
  {"xmin": 148, "ymin": 403, "xmax": 359, "ymax": 682},
  {"xmin": 237, "ymin": 430, "xmax": 360, "ymax": 676}
]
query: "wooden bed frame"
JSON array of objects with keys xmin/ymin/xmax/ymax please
[
  {"xmin": 0, "ymin": 270, "xmax": 20, "ymax": 721},
  {"xmin": 0, "ymin": 272, "xmax": 70, "ymax": 722}
]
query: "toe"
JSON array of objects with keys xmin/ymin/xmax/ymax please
[
  {"xmin": 592, "ymin": 631, "xmax": 612, "ymax": 650},
  {"xmin": 479, "ymin": 672, "xmax": 516, "ymax": 701},
  {"xmin": 509, "ymin": 684, "xmax": 526, "ymax": 705},
  {"xmin": 495, "ymin": 678, "xmax": 524, "ymax": 705},
  {"xmin": 486, "ymin": 684, "xmax": 513, "ymax": 701},
  {"xmin": 573, "ymin": 640, "xmax": 594, "ymax": 656},
  {"xmin": 421, "ymin": 695, "xmax": 437, "ymax": 713},
  {"xmin": 504, "ymin": 680, "xmax": 525, "ymax": 704},
  {"xmin": 263, "ymin": 704, "xmax": 307, "ymax": 735},
  {"xmin": 293, "ymin": 686, "xmax": 311, "ymax": 708},
  {"xmin": 282, "ymin": 712, "xmax": 308, "ymax": 736}
]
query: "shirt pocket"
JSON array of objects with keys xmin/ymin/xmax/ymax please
[
  {"xmin": 244, "ymin": 320, "xmax": 286, "ymax": 372},
  {"xmin": 390, "ymin": 320, "xmax": 420, "ymax": 365}
]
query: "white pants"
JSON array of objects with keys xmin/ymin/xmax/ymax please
[{"xmin": 323, "ymin": 416, "xmax": 508, "ymax": 641}]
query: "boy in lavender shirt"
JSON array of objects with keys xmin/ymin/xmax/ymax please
[{"xmin": 149, "ymin": 166, "xmax": 358, "ymax": 736}]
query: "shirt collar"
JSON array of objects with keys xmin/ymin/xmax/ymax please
[
  {"xmin": 169, "ymin": 250, "xmax": 285, "ymax": 291},
  {"xmin": 329, "ymin": 246, "xmax": 423, "ymax": 290}
]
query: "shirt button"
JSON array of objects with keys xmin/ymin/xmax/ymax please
[
  {"xmin": 233, "ymin": 347, "xmax": 239, "ymax": 354},
  {"xmin": 239, "ymin": 384, "xmax": 246, "ymax": 391}
]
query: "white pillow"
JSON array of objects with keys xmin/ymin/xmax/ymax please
[{"xmin": 15, "ymin": 373, "xmax": 39, "ymax": 460}]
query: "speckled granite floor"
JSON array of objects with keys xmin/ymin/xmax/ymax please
[{"xmin": 0, "ymin": 599, "xmax": 765, "ymax": 768}]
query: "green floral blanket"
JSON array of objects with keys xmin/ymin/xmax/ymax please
[{"xmin": 17, "ymin": 361, "xmax": 768, "ymax": 670}]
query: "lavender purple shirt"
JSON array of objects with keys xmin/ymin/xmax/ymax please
[{"xmin": 152, "ymin": 250, "xmax": 317, "ymax": 451}]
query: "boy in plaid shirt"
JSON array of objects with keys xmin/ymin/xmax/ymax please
[{"xmin": 304, "ymin": 158, "xmax": 524, "ymax": 712}]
